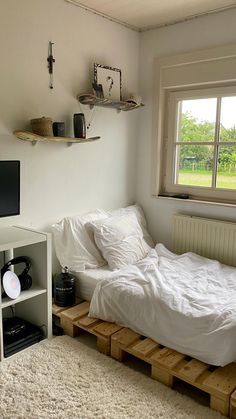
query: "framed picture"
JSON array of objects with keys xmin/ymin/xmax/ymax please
[{"xmin": 94, "ymin": 64, "xmax": 122, "ymax": 101}]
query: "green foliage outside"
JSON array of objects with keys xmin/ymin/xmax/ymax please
[{"xmin": 178, "ymin": 113, "xmax": 236, "ymax": 189}]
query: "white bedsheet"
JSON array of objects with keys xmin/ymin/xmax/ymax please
[
  {"xmin": 73, "ymin": 266, "xmax": 113, "ymax": 301},
  {"xmin": 89, "ymin": 244, "xmax": 236, "ymax": 366}
]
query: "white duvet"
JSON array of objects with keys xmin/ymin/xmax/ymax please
[{"xmin": 89, "ymin": 244, "xmax": 236, "ymax": 366}]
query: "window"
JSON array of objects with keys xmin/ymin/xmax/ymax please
[
  {"xmin": 163, "ymin": 86, "xmax": 236, "ymax": 204},
  {"xmin": 153, "ymin": 43, "xmax": 236, "ymax": 205}
]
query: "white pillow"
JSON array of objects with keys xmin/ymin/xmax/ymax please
[
  {"xmin": 110, "ymin": 204, "xmax": 154, "ymax": 247},
  {"xmin": 52, "ymin": 209, "xmax": 108, "ymax": 272},
  {"xmin": 87, "ymin": 212, "xmax": 151, "ymax": 270}
]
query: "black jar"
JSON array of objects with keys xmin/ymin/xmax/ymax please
[
  {"xmin": 53, "ymin": 122, "xmax": 65, "ymax": 137},
  {"xmin": 73, "ymin": 113, "xmax": 86, "ymax": 139},
  {"xmin": 54, "ymin": 267, "xmax": 75, "ymax": 307}
]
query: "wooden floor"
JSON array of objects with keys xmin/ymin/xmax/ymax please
[{"xmin": 53, "ymin": 300, "xmax": 236, "ymax": 418}]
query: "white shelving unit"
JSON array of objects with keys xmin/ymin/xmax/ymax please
[{"xmin": 0, "ymin": 226, "xmax": 52, "ymax": 360}]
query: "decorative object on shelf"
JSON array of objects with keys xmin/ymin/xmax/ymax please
[
  {"xmin": 31, "ymin": 117, "xmax": 53, "ymax": 136},
  {"xmin": 73, "ymin": 113, "xmax": 86, "ymax": 139},
  {"xmin": 92, "ymin": 82, "xmax": 104, "ymax": 98},
  {"xmin": 53, "ymin": 122, "xmax": 65, "ymax": 137},
  {"xmin": 1, "ymin": 256, "xmax": 32, "ymax": 299},
  {"xmin": 78, "ymin": 102, "xmax": 96, "ymax": 130},
  {"xmin": 125, "ymin": 94, "xmax": 144, "ymax": 107},
  {"xmin": 54, "ymin": 267, "xmax": 75, "ymax": 307},
  {"xmin": 94, "ymin": 63, "xmax": 121, "ymax": 100},
  {"xmin": 2, "ymin": 271, "xmax": 20, "ymax": 299},
  {"xmin": 78, "ymin": 93, "xmax": 144, "ymax": 112},
  {"xmin": 78, "ymin": 93, "xmax": 107, "ymax": 106},
  {"xmin": 47, "ymin": 41, "xmax": 55, "ymax": 89},
  {"xmin": 85, "ymin": 107, "xmax": 96, "ymax": 130},
  {"xmin": 13, "ymin": 131, "xmax": 100, "ymax": 146}
]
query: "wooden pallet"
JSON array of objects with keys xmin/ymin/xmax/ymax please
[
  {"xmin": 53, "ymin": 301, "xmax": 122, "ymax": 355},
  {"xmin": 230, "ymin": 390, "xmax": 236, "ymax": 418},
  {"xmin": 53, "ymin": 301, "xmax": 236, "ymax": 417},
  {"xmin": 111, "ymin": 328, "xmax": 236, "ymax": 417},
  {"xmin": 52, "ymin": 297, "xmax": 82, "ymax": 317}
]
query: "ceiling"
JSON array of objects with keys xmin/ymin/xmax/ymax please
[{"xmin": 65, "ymin": 0, "xmax": 236, "ymax": 31}]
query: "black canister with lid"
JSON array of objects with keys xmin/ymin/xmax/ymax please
[{"xmin": 54, "ymin": 267, "xmax": 75, "ymax": 307}]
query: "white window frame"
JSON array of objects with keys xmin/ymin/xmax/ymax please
[
  {"xmin": 164, "ymin": 86, "xmax": 236, "ymax": 203},
  {"xmin": 152, "ymin": 43, "xmax": 236, "ymax": 205}
]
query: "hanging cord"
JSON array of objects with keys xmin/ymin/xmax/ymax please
[
  {"xmin": 78, "ymin": 103, "xmax": 96, "ymax": 130},
  {"xmin": 10, "ymin": 305, "xmax": 15, "ymax": 317}
]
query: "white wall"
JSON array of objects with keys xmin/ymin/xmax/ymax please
[
  {"xmin": 137, "ymin": 9, "xmax": 236, "ymax": 248},
  {"xmin": 0, "ymin": 0, "xmax": 140, "ymax": 237},
  {"xmin": 3, "ymin": 1, "xmax": 236, "ymax": 266}
]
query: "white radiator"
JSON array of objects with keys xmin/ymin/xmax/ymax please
[{"xmin": 172, "ymin": 214, "xmax": 236, "ymax": 267}]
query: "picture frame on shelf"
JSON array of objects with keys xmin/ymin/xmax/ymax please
[{"xmin": 94, "ymin": 63, "xmax": 122, "ymax": 101}]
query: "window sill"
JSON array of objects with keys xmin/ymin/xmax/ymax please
[{"xmin": 155, "ymin": 194, "xmax": 236, "ymax": 208}]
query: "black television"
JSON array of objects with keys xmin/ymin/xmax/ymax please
[{"xmin": 0, "ymin": 161, "xmax": 20, "ymax": 218}]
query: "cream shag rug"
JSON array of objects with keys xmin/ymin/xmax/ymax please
[{"xmin": 0, "ymin": 336, "xmax": 224, "ymax": 419}]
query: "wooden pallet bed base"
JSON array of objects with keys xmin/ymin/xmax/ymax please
[
  {"xmin": 111, "ymin": 328, "xmax": 236, "ymax": 417},
  {"xmin": 53, "ymin": 301, "xmax": 236, "ymax": 417},
  {"xmin": 53, "ymin": 301, "xmax": 122, "ymax": 355},
  {"xmin": 231, "ymin": 390, "xmax": 236, "ymax": 418}
]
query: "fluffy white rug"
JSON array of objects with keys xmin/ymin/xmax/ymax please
[{"xmin": 0, "ymin": 336, "xmax": 224, "ymax": 419}]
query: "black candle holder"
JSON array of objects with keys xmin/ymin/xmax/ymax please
[{"xmin": 53, "ymin": 122, "xmax": 65, "ymax": 137}]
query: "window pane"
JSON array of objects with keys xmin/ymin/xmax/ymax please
[
  {"xmin": 220, "ymin": 97, "xmax": 236, "ymax": 142},
  {"xmin": 178, "ymin": 98, "xmax": 217, "ymax": 142},
  {"xmin": 175, "ymin": 145, "xmax": 213, "ymax": 187},
  {"xmin": 216, "ymin": 146, "xmax": 236, "ymax": 189}
]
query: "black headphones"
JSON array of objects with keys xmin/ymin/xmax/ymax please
[{"xmin": 1, "ymin": 256, "xmax": 32, "ymax": 291}]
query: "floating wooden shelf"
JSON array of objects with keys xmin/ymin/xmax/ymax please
[
  {"xmin": 78, "ymin": 93, "xmax": 144, "ymax": 111},
  {"xmin": 14, "ymin": 131, "xmax": 100, "ymax": 146}
]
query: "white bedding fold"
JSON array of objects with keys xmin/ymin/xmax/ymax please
[{"xmin": 89, "ymin": 244, "xmax": 236, "ymax": 366}]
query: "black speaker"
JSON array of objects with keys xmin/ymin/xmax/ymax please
[{"xmin": 1, "ymin": 256, "xmax": 32, "ymax": 292}]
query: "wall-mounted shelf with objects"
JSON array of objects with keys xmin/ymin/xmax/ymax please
[
  {"xmin": 13, "ymin": 131, "xmax": 100, "ymax": 147},
  {"xmin": 78, "ymin": 93, "xmax": 144, "ymax": 112}
]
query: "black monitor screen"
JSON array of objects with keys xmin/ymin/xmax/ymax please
[{"xmin": 0, "ymin": 161, "xmax": 20, "ymax": 217}]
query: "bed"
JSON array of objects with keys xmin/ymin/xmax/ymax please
[
  {"xmin": 89, "ymin": 244, "xmax": 236, "ymax": 366},
  {"xmin": 52, "ymin": 206, "xmax": 236, "ymax": 367},
  {"xmin": 72, "ymin": 266, "xmax": 113, "ymax": 301}
]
